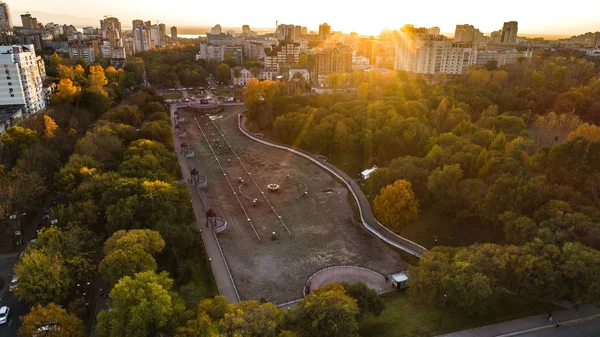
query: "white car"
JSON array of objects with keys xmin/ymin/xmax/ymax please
[{"xmin": 0, "ymin": 306, "xmax": 9, "ymax": 324}]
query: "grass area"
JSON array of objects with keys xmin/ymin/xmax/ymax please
[
  {"xmin": 163, "ymin": 92, "xmax": 183, "ymax": 100},
  {"xmin": 359, "ymin": 291, "xmax": 559, "ymax": 337}
]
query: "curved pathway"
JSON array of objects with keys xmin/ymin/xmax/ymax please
[
  {"xmin": 171, "ymin": 105, "xmax": 240, "ymax": 303},
  {"xmin": 306, "ymin": 266, "xmax": 396, "ymax": 295},
  {"xmin": 237, "ymin": 113, "xmax": 429, "ymax": 258}
]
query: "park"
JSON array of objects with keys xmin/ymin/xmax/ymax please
[{"xmin": 173, "ymin": 104, "xmax": 407, "ymax": 304}]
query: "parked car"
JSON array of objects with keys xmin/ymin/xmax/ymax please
[
  {"xmin": 42, "ymin": 209, "xmax": 50, "ymax": 219},
  {"xmin": 0, "ymin": 306, "xmax": 9, "ymax": 325},
  {"xmin": 9, "ymin": 277, "xmax": 18, "ymax": 292}
]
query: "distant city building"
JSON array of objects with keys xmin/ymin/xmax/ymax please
[
  {"xmin": 0, "ymin": 45, "xmax": 46, "ymax": 115},
  {"xmin": 475, "ymin": 49, "xmax": 532, "ymax": 67},
  {"xmin": 196, "ymin": 44, "xmax": 243, "ymax": 64},
  {"xmin": 318, "ymin": 23, "xmax": 331, "ymax": 40},
  {"xmin": 45, "ymin": 23, "xmax": 63, "ymax": 39},
  {"xmin": 264, "ymin": 40, "xmax": 301, "ymax": 72},
  {"xmin": 301, "ymin": 27, "xmax": 307, "ymax": 35},
  {"xmin": 210, "ymin": 24, "xmax": 222, "ymax": 35},
  {"xmin": 82, "ymin": 26, "xmax": 95, "ymax": 35},
  {"xmin": 394, "ymin": 26, "xmax": 476, "ymax": 75},
  {"xmin": 427, "ymin": 26, "xmax": 441, "ymax": 37},
  {"xmin": 242, "ymin": 25, "xmax": 251, "ymax": 35},
  {"xmin": 501, "ymin": 21, "xmax": 518, "ymax": 44},
  {"xmin": 171, "ymin": 26, "xmax": 178, "ymax": 41},
  {"xmin": 243, "ymin": 41, "xmax": 266, "ymax": 60},
  {"xmin": 206, "ymin": 33, "xmax": 233, "ymax": 46},
  {"xmin": 294, "ymin": 25, "xmax": 302, "ymax": 38},
  {"xmin": 455, "ymin": 24, "xmax": 476, "ymax": 43},
  {"xmin": 276, "ymin": 24, "xmax": 296, "ymax": 41},
  {"xmin": 20, "ymin": 14, "xmax": 37, "ymax": 30},
  {"xmin": 314, "ymin": 45, "xmax": 352, "ymax": 85},
  {"xmin": 231, "ymin": 68, "xmax": 275, "ymax": 86},
  {"xmin": 490, "ymin": 30, "xmax": 502, "ymax": 43},
  {"xmin": 0, "ymin": 2, "xmax": 12, "ymax": 33},
  {"xmin": 68, "ymin": 39, "xmax": 97, "ymax": 63},
  {"xmin": 289, "ymin": 68, "xmax": 310, "ymax": 82}
]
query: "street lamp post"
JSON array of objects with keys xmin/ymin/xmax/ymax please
[{"xmin": 439, "ymin": 294, "xmax": 448, "ymax": 330}]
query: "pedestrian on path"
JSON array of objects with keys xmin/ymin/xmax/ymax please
[
  {"xmin": 548, "ymin": 316, "xmax": 553, "ymax": 324},
  {"xmin": 575, "ymin": 302, "xmax": 580, "ymax": 311},
  {"xmin": 555, "ymin": 320, "xmax": 561, "ymax": 328}
]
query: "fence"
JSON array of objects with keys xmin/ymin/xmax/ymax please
[{"xmin": 237, "ymin": 113, "xmax": 429, "ymax": 258}]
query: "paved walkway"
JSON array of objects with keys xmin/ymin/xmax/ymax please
[
  {"xmin": 437, "ymin": 304, "xmax": 600, "ymax": 337},
  {"xmin": 306, "ymin": 266, "xmax": 396, "ymax": 295},
  {"xmin": 171, "ymin": 105, "xmax": 239, "ymax": 303},
  {"xmin": 237, "ymin": 113, "xmax": 429, "ymax": 258}
]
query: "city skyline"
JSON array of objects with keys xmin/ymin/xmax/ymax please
[{"xmin": 8, "ymin": 0, "xmax": 600, "ymax": 37}]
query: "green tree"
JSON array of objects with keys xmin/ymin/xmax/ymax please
[
  {"xmin": 216, "ymin": 63, "xmax": 231, "ymax": 85},
  {"xmin": 95, "ymin": 271, "xmax": 185, "ymax": 337},
  {"xmin": 427, "ymin": 164, "xmax": 463, "ymax": 213},
  {"xmin": 220, "ymin": 301, "xmax": 285, "ymax": 337},
  {"xmin": 175, "ymin": 312, "xmax": 218, "ymax": 337},
  {"xmin": 373, "ymin": 180, "xmax": 419, "ymax": 232},
  {"xmin": 14, "ymin": 250, "xmax": 72, "ymax": 304},
  {"xmin": 294, "ymin": 284, "xmax": 360, "ymax": 337},
  {"xmin": 19, "ymin": 303, "xmax": 85, "ymax": 337},
  {"xmin": 340, "ymin": 282, "xmax": 385, "ymax": 317}
]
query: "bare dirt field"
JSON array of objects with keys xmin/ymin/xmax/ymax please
[{"xmin": 178, "ymin": 106, "xmax": 407, "ymax": 303}]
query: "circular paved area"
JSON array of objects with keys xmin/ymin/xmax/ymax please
[{"xmin": 306, "ymin": 266, "xmax": 396, "ymax": 295}]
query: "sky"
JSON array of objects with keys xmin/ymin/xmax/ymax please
[{"xmin": 9, "ymin": 0, "xmax": 600, "ymax": 37}]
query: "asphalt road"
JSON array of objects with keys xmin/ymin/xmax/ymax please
[
  {"xmin": 520, "ymin": 317, "xmax": 600, "ymax": 336},
  {"xmin": 0, "ymin": 252, "xmax": 28, "ymax": 337}
]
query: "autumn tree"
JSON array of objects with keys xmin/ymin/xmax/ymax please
[
  {"xmin": 19, "ymin": 303, "xmax": 85, "ymax": 337},
  {"xmin": 339, "ymin": 282, "xmax": 385, "ymax": 317},
  {"xmin": 293, "ymin": 284, "xmax": 360, "ymax": 337},
  {"xmin": 53, "ymin": 79, "xmax": 79, "ymax": 104},
  {"xmin": 88, "ymin": 65, "xmax": 109, "ymax": 91},
  {"xmin": 374, "ymin": 180, "xmax": 419, "ymax": 232},
  {"xmin": 220, "ymin": 301, "xmax": 285, "ymax": 337},
  {"xmin": 14, "ymin": 249, "xmax": 72, "ymax": 304},
  {"xmin": 43, "ymin": 115, "xmax": 59, "ymax": 139}
]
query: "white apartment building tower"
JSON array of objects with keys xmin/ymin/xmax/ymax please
[
  {"xmin": 0, "ymin": 45, "xmax": 46, "ymax": 115},
  {"xmin": 394, "ymin": 37, "xmax": 476, "ymax": 75}
]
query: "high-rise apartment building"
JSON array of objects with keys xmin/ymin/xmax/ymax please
[
  {"xmin": 294, "ymin": 25, "xmax": 302, "ymax": 38},
  {"xmin": 242, "ymin": 25, "xmax": 250, "ymax": 35},
  {"xmin": 314, "ymin": 45, "xmax": 352, "ymax": 85},
  {"xmin": 20, "ymin": 14, "xmax": 38, "ymax": 30},
  {"xmin": 501, "ymin": 21, "xmax": 518, "ymax": 43},
  {"xmin": 196, "ymin": 44, "xmax": 243, "ymax": 64},
  {"xmin": 0, "ymin": 45, "xmax": 46, "ymax": 115},
  {"xmin": 244, "ymin": 41, "xmax": 266, "ymax": 60},
  {"xmin": 490, "ymin": 30, "xmax": 502, "ymax": 43},
  {"xmin": 318, "ymin": 23, "xmax": 331, "ymax": 40},
  {"xmin": 276, "ymin": 24, "xmax": 295, "ymax": 41},
  {"xmin": 264, "ymin": 41, "xmax": 301, "ymax": 72},
  {"xmin": 171, "ymin": 26, "xmax": 178, "ymax": 40},
  {"xmin": 454, "ymin": 24, "xmax": 476, "ymax": 43},
  {"xmin": 301, "ymin": 27, "xmax": 307, "ymax": 35},
  {"xmin": 0, "ymin": 2, "xmax": 11, "ymax": 33},
  {"xmin": 158, "ymin": 23, "xmax": 166, "ymax": 47},
  {"xmin": 68, "ymin": 39, "xmax": 98, "ymax": 63},
  {"xmin": 211, "ymin": 24, "xmax": 222, "ymax": 35},
  {"xmin": 132, "ymin": 20, "xmax": 151, "ymax": 51}
]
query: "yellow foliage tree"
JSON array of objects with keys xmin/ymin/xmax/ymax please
[
  {"xmin": 374, "ymin": 180, "xmax": 419, "ymax": 232},
  {"xmin": 88, "ymin": 65, "xmax": 108, "ymax": 90},
  {"xmin": 74, "ymin": 64, "xmax": 85, "ymax": 80},
  {"xmin": 43, "ymin": 115, "xmax": 58, "ymax": 138},
  {"xmin": 54, "ymin": 79, "xmax": 79, "ymax": 104},
  {"xmin": 57, "ymin": 64, "xmax": 74, "ymax": 80},
  {"xmin": 568, "ymin": 123, "xmax": 600, "ymax": 142}
]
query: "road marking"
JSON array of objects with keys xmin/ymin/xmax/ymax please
[{"xmin": 8, "ymin": 319, "xmax": 12, "ymax": 326}]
